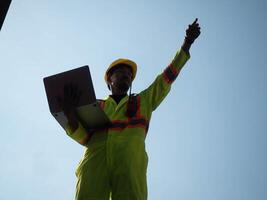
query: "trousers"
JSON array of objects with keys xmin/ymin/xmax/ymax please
[{"xmin": 75, "ymin": 133, "xmax": 148, "ymax": 200}]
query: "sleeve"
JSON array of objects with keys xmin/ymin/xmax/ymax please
[
  {"xmin": 64, "ymin": 121, "xmax": 89, "ymax": 144},
  {"xmin": 139, "ymin": 48, "xmax": 190, "ymax": 112}
]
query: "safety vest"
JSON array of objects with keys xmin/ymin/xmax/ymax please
[{"xmin": 97, "ymin": 93, "xmax": 149, "ymax": 133}]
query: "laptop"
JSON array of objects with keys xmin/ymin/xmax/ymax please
[{"xmin": 43, "ymin": 66, "xmax": 111, "ymax": 131}]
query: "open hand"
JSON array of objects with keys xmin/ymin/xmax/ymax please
[{"xmin": 57, "ymin": 83, "xmax": 82, "ymax": 116}]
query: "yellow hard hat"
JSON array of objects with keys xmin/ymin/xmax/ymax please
[{"xmin": 105, "ymin": 58, "xmax": 137, "ymax": 83}]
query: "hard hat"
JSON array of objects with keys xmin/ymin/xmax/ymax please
[{"xmin": 104, "ymin": 58, "xmax": 137, "ymax": 83}]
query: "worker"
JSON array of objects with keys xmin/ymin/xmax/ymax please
[{"xmin": 61, "ymin": 18, "xmax": 201, "ymax": 200}]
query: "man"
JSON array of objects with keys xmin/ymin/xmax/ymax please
[{"xmin": 61, "ymin": 18, "xmax": 201, "ymax": 200}]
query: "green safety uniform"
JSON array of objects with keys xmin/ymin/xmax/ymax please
[{"xmin": 65, "ymin": 48, "xmax": 190, "ymax": 200}]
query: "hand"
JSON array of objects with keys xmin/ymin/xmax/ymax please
[
  {"xmin": 57, "ymin": 83, "xmax": 82, "ymax": 132},
  {"xmin": 57, "ymin": 82, "xmax": 82, "ymax": 116},
  {"xmin": 185, "ymin": 18, "xmax": 201, "ymax": 44}
]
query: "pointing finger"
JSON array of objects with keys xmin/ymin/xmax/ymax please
[{"xmin": 192, "ymin": 18, "xmax": 198, "ymax": 25}]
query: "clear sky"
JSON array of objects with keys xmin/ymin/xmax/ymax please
[{"xmin": 0, "ymin": 0, "xmax": 266, "ymax": 199}]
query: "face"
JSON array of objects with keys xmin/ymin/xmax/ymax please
[{"xmin": 108, "ymin": 65, "xmax": 133, "ymax": 93}]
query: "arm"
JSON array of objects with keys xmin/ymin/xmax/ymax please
[
  {"xmin": 140, "ymin": 19, "xmax": 201, "ymax": 112},
  {"xmin": 58, "ymin": 83, "xmax": 92, "ymax": 146},
  {"xmin": 64, "ymin": 118, "xmax": 93, "ymax": 146},
  {"xmin": 140, "ymin": 49, "xmax": 189, "ymax": 112}
]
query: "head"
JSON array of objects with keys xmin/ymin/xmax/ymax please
[
  {"xmin": 107, "ymin": 64, "xmax": 133, "ymax": 95},
  {"xmin": 105, "ymin": 58, "xmax": 137, "ymax": 95}
]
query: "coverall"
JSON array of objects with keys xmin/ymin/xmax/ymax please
[{"xmin": 65, "ymin": 48, "xmax": 190, "ymax": 200}]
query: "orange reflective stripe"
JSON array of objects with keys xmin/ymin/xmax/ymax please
[
  {"xmin": 163, "ymin": 63, "xmax": 178, "ymax": 84},
  {"xmin": 110, "ymin": 118, "xmax": 149, "ymax": 133},
  {"xmin": 136, "ymin": 95, "xmax": 141, "ymax": 118}
]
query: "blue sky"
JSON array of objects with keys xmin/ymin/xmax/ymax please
[{"xmin": 0, "ymin": 0, "xmax": 266, "ymax": 199}]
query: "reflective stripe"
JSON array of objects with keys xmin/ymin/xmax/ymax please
[
  {"xmin": 136, "ymin": 95, "xmax": 141, "ymax": 118},
  {"xmin": 163, "ymin": 64, "xmax": 178, "ymax": 84},
  {"xmin": 110, "ymin": 118, "xmax": 149, "ymax": 133},
  {"xmin": 126, "ymin": 94, "xmax": 138, "ymax": 118}
]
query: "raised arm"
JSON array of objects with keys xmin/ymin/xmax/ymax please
[{"xmin": 140, "ymin": 19, "xmax": 201, "ymax": 112}]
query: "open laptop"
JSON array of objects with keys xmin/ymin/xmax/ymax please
[{"xmin": 43, "ymin": 66, "xmax": 111, "ymax": 131}]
